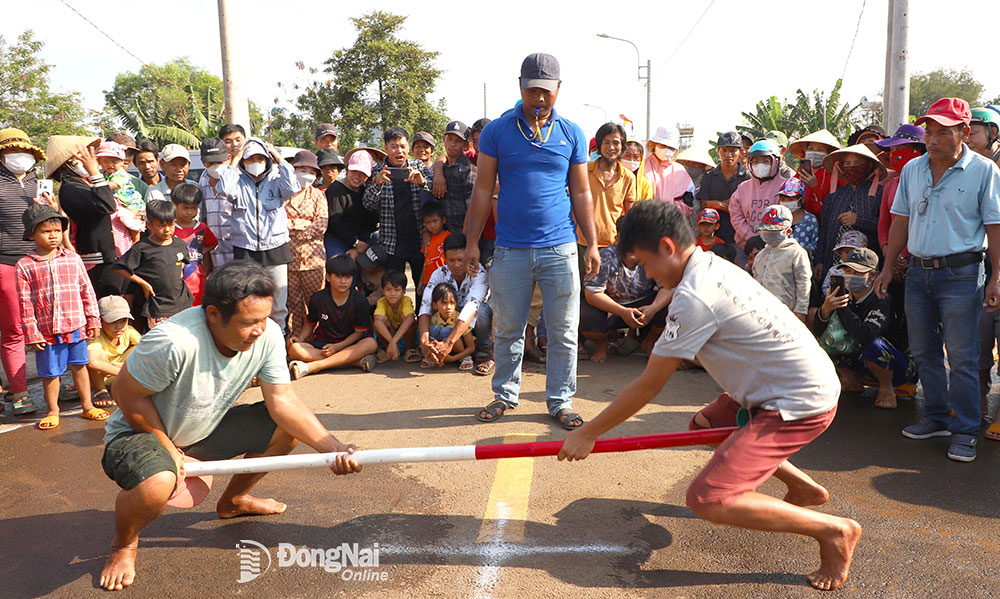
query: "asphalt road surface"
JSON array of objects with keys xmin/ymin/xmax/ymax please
[{"xmin": 2, "ymin": 354, "xmax": 997, "ymax": 598}]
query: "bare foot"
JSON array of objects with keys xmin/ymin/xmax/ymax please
[
  {"xmin": 100, "ymin": 543, "xmax": 137, "ymax": 591},
  {"xmin": 807, "ymin": 518, "xmax": 862, "ymax": 591},
  {"xmin": 783, "ymin": 481, "xmax": 830, "ymax": 507},
  {"xmin": 590, "ymin": 346, "xmax": 608, "ymax": 364},
  {"xmin": 217, "ymin": 494, "xmax": 287, "ymax": 519}
]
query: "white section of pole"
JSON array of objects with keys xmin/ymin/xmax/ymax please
[
  {"xmin": 184, "ymin": 446, "xmax": 479, "ymax": 476},
  {"xmin": 217, "ymin": 0, "xmax": 251, "ymax": 135},
  {"xmin": 885, "ymin": 0, "xmax": 910, "ymax": 133}
]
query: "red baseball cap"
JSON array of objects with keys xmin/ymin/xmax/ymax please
[{"xmin": 914, "ymin": 97, "xmax": 972, "ymax": 128}]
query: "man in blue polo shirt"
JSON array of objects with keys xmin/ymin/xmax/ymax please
[
  {"xmin": 463, "ymin": 53, "xmax": 600, "ymax": 430},
  {"xmin": 875, "ymin": 97, "xmax": 1000, "ymax": 462}
]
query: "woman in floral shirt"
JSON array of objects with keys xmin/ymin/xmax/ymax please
[{"xmin": 286, "ymin": 151, "xmax": 329, "ymax": 335}]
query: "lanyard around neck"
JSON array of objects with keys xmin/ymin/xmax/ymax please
[{"xmin": 517, "ymin": 116, "xmax": 554, "ymax": 147}]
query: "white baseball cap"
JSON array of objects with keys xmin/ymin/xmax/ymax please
[
  {"xmin": 649, "ymin": 126, "xmax": 679, "ymax": 149},
  {"xmin": 159, "ymin": 144, "xmax": 189, "ymax": 163}
]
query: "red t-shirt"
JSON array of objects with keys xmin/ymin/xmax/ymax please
[
  {"xmin": 421, "ymin": 231, "xmax": 451, "ymax": 286},
  {"xmin": 696, "ymin": 236, "xmax": 726, "ymax": 252},
  {"xmin": 174, "ymin": 222, "xmax": 218, "ymax": 305},
  {"xmin": 803, "ymin": 168, "xmax": 833, "ymax": 218}
]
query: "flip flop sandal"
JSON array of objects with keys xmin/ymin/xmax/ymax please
[
  {"xmin": 420, "ymin": 358, "xmax": 437, "ymax": 369},
  {"xmin": 404, "ymin": 349, "xmax": 422, "ymax": 363},
  {"xmin": 985, "ymin": 422, "xmax": 1000, "ymax": 442},
  {"xmin": 554, "ymin": 408, "xmax": 584, "ymax": 431},
  {"xmin": 523, "ymin": 345, "xmax": 546, "ymax": 363},
  {"xmin": 92, "ymin": 390, "xmax": 114, "ymax": 407},
  {"xmin": 82, "ymin": 408, "xmax": 110, "ymax": 421},
  {"xmin": 360, "ymin": 354, "xmax": 377, "ymax": 372},
  {"xmin": 458, "ymin": 356, "xmax": 474, "ymax": 371},
  {"xmin": 874, "ymin": 389, "xmax": 897, "ymax": 409},
  {"xmin": 894, "ymin": 382, "xmax": 917, "ymax": 398},
  {"xmin": 289, "ymin": 360, "xmax": 309, "ymax": 380},
  {"xmin": 59, "ymin": 384, "xmax": 79, "ymax": 401},
  {"xmin": 477, "ymin": 400, "xmax": 512, "ymax": 423},
  {"xmin": 38, "ymin": 415, "xmax": 60, "ymax": 430},
  {"xmin": 473, "ymin": 357, "xmax": 495, "ymax": 376},
  {"xmin": 11, "ymin": 395, "xmax": 37, "ymax": 416},
  {"xmin": 376, "ymin": 349, "xmax": 390, "ymax": 364}
]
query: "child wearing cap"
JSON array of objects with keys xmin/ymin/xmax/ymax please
[
  {"xmin": 96, "ymin": 140, "xmax": 146, "ymax": 256},
  {"xmin": 752, "ymin": 204, "xmax": 811, "ymax": 323},
  {"xmin": 86, "ymin": 295, "xmax": 142, "ymax": 407},
  {"xmin": 814, "ymin": 247, "xmax": 916, "ymax": 409},
  {"xmin": 695, "ymin": 208, "xmax": 726, "ymax": 252},
  {"xmin": 777, "ymin": 178, "xmax": 819, "ymax": 259},
  {"xmin": 821, "ymin": 230, "xmax": 868, "ymax": 296},
  {"xmin": 15, "ymin": 204, "xmax": 109, "ymax": 429},
  {"xmin": 558, "ymin": 201, "xmax": 859, "ymax": 592},
  {"xmin": 172, "ymin": 183, "xmax": 218, "ymax": 306}
]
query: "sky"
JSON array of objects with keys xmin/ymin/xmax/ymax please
[{"xmin": 6, "ymin": 0, "xmax": 999, "ymax": 148}]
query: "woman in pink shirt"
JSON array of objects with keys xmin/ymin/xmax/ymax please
[
  {"xmin": 643, "ymin": 125, "xmax": 693, "ymax": 216},
  {"xmin": 730, "ymin": 140, "xmax": 788, "ymax": 251}
]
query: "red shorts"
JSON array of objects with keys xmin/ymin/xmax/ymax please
[{"xmin": 686, "ymin": 393, "xmax": 836, "ymax": 510}]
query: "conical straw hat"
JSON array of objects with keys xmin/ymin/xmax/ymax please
[
  {"xmin": 45, "ymin": 135, "xmax": 100, "ymax": 178},
  {"xmin": 788, "ymin": 129, "xmax": 842, "ymax": 158}
]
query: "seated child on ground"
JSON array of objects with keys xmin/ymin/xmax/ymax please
[
  {"xmin": 420, "ymin": 201, "xmax": 450, "ymax": 292},
  {"xmin": 373, "ymin": 269, "xmax": 420, "ymax": 363},
  {"xmin": 86, "ymin": 295, "xmax": 142, "ymax": 407},
  {"xmin": 96, "ymin": 140, "xmax": 145, "ymax": 256},
  {"xmin": 14, "ymin": 204, "xmax": 109, "ymax": 429},
  {"xmin": 752, "ymin": 204, "xmax": 811, "ymax": 322},
  {"xmin": 287, "ymin": 254, "xmax": 378, "ymax": 378},
  {"xmin": 113, "ymin": 200, "xmax": 194, "ymax": 331},
  {"xmin": 423, "ymin": 282, "xmax": 475, "ymax": 369},
  {"xmin": 356, "ymin": 239, "xmax": 387, "ymax": 309},
  {"xmin": 171, "ymin": 183, "xmax": 217, "ymax": 306}
]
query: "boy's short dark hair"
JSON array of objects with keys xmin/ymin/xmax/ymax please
[
  {"xmin": 326, "ymin": 254, "xmax": 355, "ymax": 276},
  {"xmin": 36, "ymin": 217, "xmax": 65, "ymax": 235},
  {"xmin": 470, "ymin": 118, "xmax": 491, "ymax": 132},
  {"xmin": 595, "ymin": 122, "xmax": 627, "ymax": 151},
  {"xmin": 744, "ymin": 235, "xmax": 766, "ymax": 256},
  {"xmin": 708, "ymin": 242, "xmax": 737, "ymax": 263},
  {"xmin": 219, "ymin": 123, "xmax": 246, "ymax": 138},
  {"xmin": 422, "ymin": 201, "xmax": 446, "ymax": 220},
  {"xmin": 136, "ymin": 139, "xmax": 159, "ymax": 155},
  {"xmin": 171, "ymin": 182, "xmax": 203, "ymax": 205},
  {"xmin": 617, "ymin": 201, "xmax": 695, "ymax": 254},
  {"xmin": 431, "ymin": 282, "xmax": 458, "ymax": 304},
  {"xmin": 381, "ymin": 270, "xmax": 407, "ymax": 289},
  {"xmin": 203, "ymin": 261, "xmax": 276, "ymax": 325},
  {"xmin": 443, "ymin": 232, "xmax": 467, "ymax": 253},
  {"xmin": 145, "ymin": 199, "xmax": 177, "ymax": 223},
  {"xmin": 384, "ymin": 127, "xmax": 409, "ymax": 144}
]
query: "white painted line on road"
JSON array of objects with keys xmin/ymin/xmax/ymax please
[{"xmin": 382, "ymin": 542, "xmax": 635, "ymax": 558}]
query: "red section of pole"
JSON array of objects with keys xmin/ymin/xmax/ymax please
[{"xmin": 474, "ymin": 427, "xmax": 737, "ymax": 460}]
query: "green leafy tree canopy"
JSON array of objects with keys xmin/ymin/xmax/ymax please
[
  {"xmin": 0, "ymin": 30, "xmax": 91, "ymax": 142},
  {"xmin": 909, "ymin": 68, "xmax": 985, "ymax": 119},
  {"xmin": 737, "ymin": 80, "xmax": 860, "ymax": 149}
]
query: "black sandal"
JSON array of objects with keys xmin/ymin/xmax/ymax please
[
  {"xmin": 554, "ymin": 408, "xmax": 584, "ymax": 430},
  {"xmin": 477, "ymin": 400, "xmax": 512, "ymax": 423}
]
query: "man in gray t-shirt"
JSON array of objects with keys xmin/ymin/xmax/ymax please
[
  {"xmin": 98, "ymin": 262, "xmax": 362, "ymax": 592},
  {"xmin": 558, "ymin": 201, "xmax": 860, "ymax": 592}
]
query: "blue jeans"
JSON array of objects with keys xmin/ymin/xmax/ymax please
[
  {"xmin": 904, "ymin": 261, "xmax": 984, "ymax": 435},
  {"xmin": 489, "ymin": 243, "xmax": 580, "ymax": 416}
]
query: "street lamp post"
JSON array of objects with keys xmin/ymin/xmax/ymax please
[
  {"xmin": 583, "ymin": 103, "xmax": 608, "ymax": 123},
  {"xmin": 597, "ymin": 34, "xmax": 651, "ymax": 140}
]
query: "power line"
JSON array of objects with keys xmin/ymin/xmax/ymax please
[
  {"xmin": 651, "ymin": 0, "xmax": 718, "ymax": 80},
  {"xmin": 841, "ymin": 0, "xmax": 868, "ymax": 81}
]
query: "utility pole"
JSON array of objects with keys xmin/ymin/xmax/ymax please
[
  {"xmin": 483, "ymin": 83, "xmax": 487, "ymax": 118},
  {"xmin": 218, "ymin": 0, "xmax": 251, "ymax": 135},
  {"xmin": 883, "ymin": 0, "xmax": 910, "ymax": 134},
  {"xmin": 645, "ymin": 59, "xmax": 651, "ymax": 141}
]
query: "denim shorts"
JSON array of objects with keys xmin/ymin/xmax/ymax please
[
  {"xmin": 35, "ymin": 332, "xmax": 89, "ymax": 379},
  {"xmin": 101, "ymin": 401, "xmax": 277, "ymax": 490}
]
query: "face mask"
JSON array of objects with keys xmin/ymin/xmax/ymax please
[
  {"xmin": 3, "ymin": 152, "xmax": 36, "ymax": 175},
  {"xmin": 244, "ymin": 161, "xmax": 266, "ymax": 177},
  {"xmin": 68, "ymin": 160, "xmax": 90, "ymax": 178},
  {"xmin": 589, "ymin": 151, "xmax": 600, "ymax": 162},
  {"xmin": 889, "ymin": 147, "xmax": 923, "ymax": 171},
  {"xmin": 621, "ymin": 159, "xmax": 640, "ymax": 172},
  {"xmin": 839, "ymin": 162, "xmax": 873, "ymax": 186},
  {"xmin": 760, "ymin": 229, "xmax": 787, "ymax": 246},
  {"xmin": 804, "ymin": 151, "xmax": 827, "ymax": 167},
  {"xmin": 205, "ymin": 164, "xmax": 224, "ymax": 179},
  {"xmin": 779, "ymin": 199, "xmax": 801, "ymax": 211},
  {"xmin": 843, "ymin": 274, "xmax": 870, "ymax": 293},
  {"xmin": 751, "ymin": 162, "xmax": 772, "ymax": 179},
  {"xmin": 654, "ymin": 146, "xmax": 675, "ymax": 161},
  {"xmin": 295, "ymin": 172, "xmax": 317, "ymax": 187}
]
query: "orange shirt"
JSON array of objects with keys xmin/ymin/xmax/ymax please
[
  {"xmin": 577, "ymin": 160, "xmax": 636, "ymax": 247},
  {"xmin": 421, "ymin": 231, "xmax": 451, "ymax": 286}
]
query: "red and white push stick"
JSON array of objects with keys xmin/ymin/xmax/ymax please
[{"xmin": 183, "ymin": 428, "xmax": 736, "ymax": 477}]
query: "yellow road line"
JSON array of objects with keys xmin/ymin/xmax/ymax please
[{"xmin": 476, "ymin": 433, "xmax": 537, "ymax": 544}]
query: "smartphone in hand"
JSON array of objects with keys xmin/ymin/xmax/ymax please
[
  {"xmin": 829, "ymin": 274, "xmax": 847, "ymax": 296},
  {"xmin": 797, "ymin": 159, "xmax": 813, "ymax": 176},
  {"xmin": 387, "ymin": 167, "xmax": 410, "ymax": 180},
  {"xmin": 37, "ymin": 179, "xmax": 53, "ymax": 198}
]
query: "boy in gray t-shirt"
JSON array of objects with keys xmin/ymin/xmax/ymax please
[{"xmin": 558, "ymin": 201, "xmax": 860, "ymax": 592}]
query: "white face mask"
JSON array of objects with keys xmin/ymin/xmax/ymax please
[
  {"xmin": 751, "ymin": 162, "xmax": 772, "ymax": 178},
  {"xmin": 780, "ymin": 199, "xmax": 801, "ymax": 211},
  {"xmin": 244, "ymin": 161, "xmax": 267, "ymax": 177},
  {"xmin": 760, "ymin": 229, "xmax": 787, "ymax": 246},
  {"xmin": 67, "ymin": 160, "xmax": 90, "ymax": 178},
  {"xmin": 295, "ymin": 172, "xmax": 317, "ymax": 187},
  {"xmin": 621, "ymin": 159, "xmax": 640, "ymax": 172},
  {"xmin": 654, "ymin": 146, "xmax": 675, "ymax": 162},
  {"xmin": 804, "ymin": 150, "xmax": 827, "ymax": 166},
  {"xmin": 205, "ymin": 164, "xmax": 224, "ymax": 179},
  {"xmin": 3, "ymin": 152, "xmax": 36, "ymax": 175}
]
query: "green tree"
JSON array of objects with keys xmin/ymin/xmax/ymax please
[
  {"xmin": 0, "ymin": 30, "xmax": 91, "ymax": 141},
  {"xmin": 737, "ymin": 80, "xmax": 859, "ymax": 151},
  {"xmin": 103, "ymin": 58, "xmax": 262, "ymax": 148},
  {"xmin": 264, "ymin": 11, "xmax": 448, "ymax": 149},
  {"xmin": 909, "ymin": 68, "xmax": 984, "ymax": 119}
]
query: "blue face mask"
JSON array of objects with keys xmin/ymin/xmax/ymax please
[{"xmin": 589, "ymin": 151, "xmax": 600, "ymax": 162}]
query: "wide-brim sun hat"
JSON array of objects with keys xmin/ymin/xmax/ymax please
[
  {"xmin": 45, "ymin": 135, "xmax": 100, "ymax": 178},
  {"xmin": 0, "ymin": 128, "xmax": 46, "ymax": 163},
  {"xmin": 344, "ymin": 146, "xmax": 387, "ymax": 164},
  {"xmin": 821, "ymin": 144, "xmax": 887, "ymax": 177},
  {"xmin": 788, "ymin": 129, "xmax": 842, "ymax": 159},
  {"xmin": 676, "ymin": 145, "xmax": 716, "ymax": 170}
]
